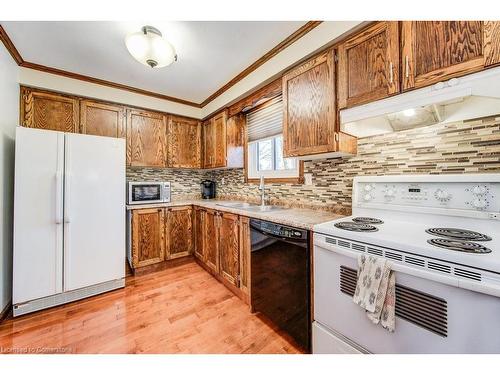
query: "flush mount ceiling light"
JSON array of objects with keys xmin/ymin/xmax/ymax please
[{"xmin": 125, "ymin": 26, "xmax": 177, "ymax": 68}]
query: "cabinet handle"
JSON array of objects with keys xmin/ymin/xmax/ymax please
[
  {"xmin": 389, "ymin": 61, "xmax": 394, "ymax": 84},
  {"xmin": 405, "ymin": 56, "xmax": 410, "ymax": 79}
]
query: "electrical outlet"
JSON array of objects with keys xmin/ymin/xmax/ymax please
[
  {"xmin": 221, "ymin": 177, "xmax": 225, "ymax": 185},
  {"xmin": 304, "ymin": 173, "xmax": 313, "ymax": 186}
]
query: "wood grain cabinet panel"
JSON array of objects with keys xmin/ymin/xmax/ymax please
[
  {"xmin": 167, "ymin": 116, "xmax": 201, "ymax": 168},
  {"xmin": 484, "ymin": 21, "xmax": 500, "ymax": 67},
  {"xmin": 193, "ymin": 207, "xmax": 205, "ymax": 261},
  {"xmin": 202, "ymin": 111, "xmax": 231, "ymax": 168},
  {"xmin": 213, "ymin": 111, "xmax": 227, "ymax": 168},
  {"xmin": 20, "ymin": 87, "xmax": 79, "ymax": 132},
  {"xmin": 80, "ymin": 100, "xmax": 125, "ymax": 138},
  {"xmin": 165, "ymin": 206, "xmax": 193, "ymax": 260},
  {"xmin": 203, "ymin": 119, "xmax": 215, "ymax": 168},
  {"xmin": 131, "ymin": 208, "xmax": 165, "ymax": 268},
  {"xmin": 225, "ymin": 114, "xmax": 245, "ymax": 169},
  {"xmin": 402, "ymin": 21, "xmax": 485, "ymax": 90},
  {"xmin": 338, "ymin": 21, "xmax": 400, "ymax": 109},
  {"xmin": 126, "ymin": 109, "xmax": 167, "ymax": 167},
  {"xmin": 282, "ymin": 50, "xmax": 336, "ymax": 157},
  {"xmin": 239, "ymin": 216, "xmax": 251, "ymax": 298},
  {"xmin": 218, "ymin": 212, "xmax": 240, "ymax": 287},
  {"xmin": 204, "ymin": 209, "xmax": 219, "ymax": 273}
]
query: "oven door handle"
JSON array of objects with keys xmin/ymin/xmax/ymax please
[{"xmin": 250, "ymin": 224, "xmax": 308, "ymax": 246}]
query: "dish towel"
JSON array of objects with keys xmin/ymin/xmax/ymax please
[{"xmin": 353, "ymin": 254, "xmax": 396, "ymax": 332}]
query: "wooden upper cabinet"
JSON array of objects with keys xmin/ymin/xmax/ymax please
[
  {"xmin": 131, "ymin": 208, "xmax": 165, "ymax": 268},
  {"xmin": 165, "ymin": 206, "xmax": 193, "ymax": 260},
  {"xmin": 213, "ymin": 111, "xmax": 227, "ymax": 168},
  {"xmin": 20, "ymin": 87, "xmax": 79, "ymax": 132},
  {"xmin": 218, "ymin": 212, "xmax": 240, "ymax": 287},
  {"xmin": 282, "ymin": 50, "xmax": 336, "ymax": 157},
  {"xmin": 225, "ymin": 114, "xmax": 244, "ymax": 168},
  {"xmin": 80, "ymin": 100, "xmax": 125, "ymax": 138},
  {"xmin": 338, "ymin": 21, "xmax": 400, "ymax": 109},
  {"xmin": 402, "ymin": 21, "xmax": 488, "ymax": 90},
  {"xmin": 484, "ymin": 22, "xmax": 500, "ymax": 67},
  {"xmin": 203, "ymin": 111, "xmax": 228, "ymax": 168},
  {"xmin": 193, "ymin": 207, "xmax": 205, "ymax": 261},
  {"xmin": 203, "ymin": 119, "xmax": 215, "ymax": 168},
  {"xmin": 126, "ymin": 109, "xmax": 167, "ymax": 167},
  {"xmin": 167, "ymin": 115, "xmax": 201, "ymax": 168}
]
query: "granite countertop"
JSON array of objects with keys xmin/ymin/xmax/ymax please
[{"xmin": 126, "ymin": 199, "xmax": 344, "ymax": 230}]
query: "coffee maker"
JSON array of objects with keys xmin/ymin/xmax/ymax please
[{"xmin": 200, "ymin": 180, "xmax": 216, "ymax": 199}]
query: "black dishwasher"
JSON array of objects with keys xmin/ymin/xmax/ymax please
[{"xmin": 250, "ymin": 219, "xmax": 310, "ymax": 351}]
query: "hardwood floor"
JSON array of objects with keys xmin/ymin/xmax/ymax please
[{"xmin": 0, "ymin": 259, "xmax": 303, "ymax": 354}]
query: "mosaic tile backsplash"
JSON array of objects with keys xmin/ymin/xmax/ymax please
[
  {"xmin": 126, "ymin": 167, "xmax": 206, "ymax": 200},
  {"xmin": 127, "ymin": 116, "xmax": 500, "ymax": 215}
]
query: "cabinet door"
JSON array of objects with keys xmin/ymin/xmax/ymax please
[
  {"xmin": 239, "ymin": 216, "xmax": 251, "ymax": 298},
  {"xmin": 226, "ymin": 114, "xmax": 244, "ymax": 169},
  {"xmin": 126, "ymin": 109, "xmax": 167, "ymax": 167},
  {"xmin": 193, "ymin": 207, "xmax": 205, "ymax": 260},
  {"xmin": 203, "ymin": 119, "xmax": 215, "ymax": 168},
  {"xmin": 21, "ymin": 87, "xmax": 79, "ymax": 132},
  {"xmin": 80, "ymin": 100, "xmax": 125, "ymax": 138},
  {"xmin": 402, "ymin": 21, "xmax": 485, "ymax": 90},
  {"xmin": 219, "ymin": 212, "xmax": 240, "ymax": 287},
  {"xmin": 338, "ymin": 22, "xmax": 400, "ymax": 108},
  {"xmin": 282, "ymin": 50, "xmax": 336, "ymax": 157},
  {"xmin": 204, "ymin": 209, "xmax": 219, "ymax": 273},
  {"xmin": 213, "ymin": 111, "xmax": 227, "ymax": 168},
  {"xmin": 165, "ymin": 206, "xmax": 193, "ymax": 260},
  {"xmin": 167, "ymin": 115, "xmax": 201, "ymax": 168},
  {"xmin": 484, "ymin": 22, "xmax": 500, "ymax": 67},
  {"xmin": 131, "ymin": 208, "xmax": 165, "ymax": 268}
]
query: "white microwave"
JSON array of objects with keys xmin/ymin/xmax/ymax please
[{"xmin": 127, "ymin": 181, "xmax": 171, "ymax": 205}]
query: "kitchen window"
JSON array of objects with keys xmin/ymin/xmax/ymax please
[{"xmin": 246, "ymin": 98, "xmax": 300, "ymax": 180}]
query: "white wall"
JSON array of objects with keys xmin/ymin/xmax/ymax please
[
  {"xmin": 18, "ymin": 68, "xmax": 203, "ymax": 119},
  {"xmin": 201, "ymin": 21, "xmax": 362, "ymax": 117},
  {"xmin": 0, "ymin": 43, "xmax": 19, "ymax": 314}
]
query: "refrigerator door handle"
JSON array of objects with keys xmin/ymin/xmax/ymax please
[
  {"xmin": 64, "ymin": 173, "xmax": 71, "ymax": 223},
  {"xmin": 55, "ymin": 171, "xmax": 63, "ymax": 224}
]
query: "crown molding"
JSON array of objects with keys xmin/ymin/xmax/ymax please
[
  {"xmin": 1, "ymin": 22, "xmax": 321, "ymax": 110},
  {"xmin": 198, "ymin": 21, "xmax": 322, "ymax": 107}
]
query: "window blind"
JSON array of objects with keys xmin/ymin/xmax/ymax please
[{"xmin": 246, "ymin": 98, "xmax": 283, "ymax": 142}]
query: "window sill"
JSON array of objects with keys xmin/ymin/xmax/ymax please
[{"xmin": 246, "ymin": 176, "xmax": 304, "ymax": 184}]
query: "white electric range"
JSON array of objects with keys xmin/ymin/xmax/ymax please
[{"xmin": 312, "ymin": 174, "xmax": 500, "ymax": 354}]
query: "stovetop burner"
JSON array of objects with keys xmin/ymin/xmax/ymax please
[
  {"xmin": 352, "ymin": 217, "xmax": 384, "ymax": 224},
  {"xmin": 426, "ymin": 228, "xmax": 492, "ymax": 241},
  {"xmin": 427, "ymin": 238, "xmax": 492, "ymax": 254},
  {"xmin": 334, "ymin": 222, "xmax": 378, "ymax": 232}
]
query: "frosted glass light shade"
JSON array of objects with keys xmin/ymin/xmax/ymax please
[{"xmin": 125, "ymin": 26, "xmax": 177, "ymax": 68}]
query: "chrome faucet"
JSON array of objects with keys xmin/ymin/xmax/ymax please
[{"xmin": 259, "ymin": 176, "xmax": 266, "ymax": 206}]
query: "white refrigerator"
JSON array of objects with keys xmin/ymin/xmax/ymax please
[{"xmin": 13, "ymin": 127, "xmax": 126, "ymax": 316}]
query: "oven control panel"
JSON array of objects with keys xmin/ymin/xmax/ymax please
[{"xmin": 355, "ymin": 180, "xmax": 500, "ymax": 213}]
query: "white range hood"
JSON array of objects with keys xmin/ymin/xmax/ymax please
[{"xmin": 341, "ymin": 67, "xmax": 500, "ymax": 138}]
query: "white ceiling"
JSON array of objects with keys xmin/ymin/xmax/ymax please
[{"xmin": 2, "ymin": 21, "xmax": 306, "ymax": 104}]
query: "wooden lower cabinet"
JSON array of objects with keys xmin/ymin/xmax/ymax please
[
  {"xmin": 204, "ymin": 209, "xmax": 220, "ymax": 273},
  {"xmin": 218, "ymin": 212, "xmax": 240, "ymax": 287},
  {"xmin": 131, "ymin": 208, "xmax": 165, "ymax": 268},
  {"xmin": 165, "ymin": 206, "xmax": 193, "ymax": 259},
  {"xmin": 129, "ymin": 206, "xmax": 251, "ymax": 302},
  {"xmin": 193, "ymin": 207, "xmax": 205, "ymax": 261},
  {"xmin": 239, "ymin": 216, "xmax": 251, "ymax": 299}
]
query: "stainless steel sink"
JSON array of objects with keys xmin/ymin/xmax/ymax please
[
  {"xmin": 244, "ymin": 205, "xmax": 287, "ymax": 212},
  {"xmin": 216, "ymin": 202, "xmax": 257, "ymax": 209},
  {"xmin": 216, "ymin": 202, "xmax": 287, "ymax": 212}
]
